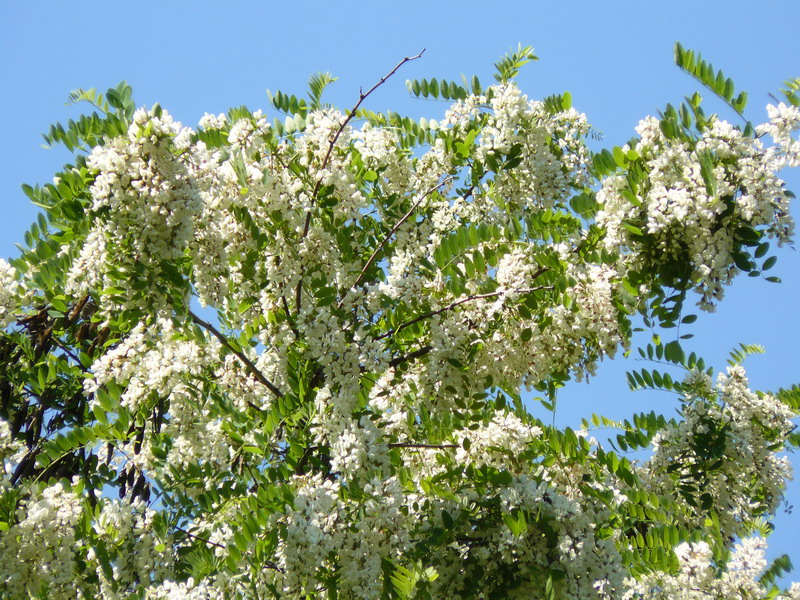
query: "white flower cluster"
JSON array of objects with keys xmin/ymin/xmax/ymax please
[
  {"xmin": 275, "ymin": 474, "xmax": 408, "ymax": 600},
  {"xmin": 440, "ymin": 83, "xmax": 591, "ymax": 216},
  {"xmin": 144, "ymin": 578, "xmax": 225, "ymax": 600},
  {"xmin": 0, "ymin": 482, "xmax": 83, "ymax": 600},
  {"xmin": 625, "ymin": 537, "xmax": 800, "ymax": 600},
  {"xmin": 759, "ymin": 102, "xmax": 800, "ymax": 168},
  {"xmin": 597, "ymin": 113, "xmax": 795, "ymax": 309},
  {"xmin": 68, "ymin": 107, "xmax": 201, "ymax": 308},
  {"xmin": 645, "ymin": 365, "xmax": 796, "ymax": 538},
  {"xmin": 84, "ymin": 317, "xmax": 233, "ymax": 471},
  {"xmin": 455, "ymin": 410, "xmax": 542, "ymax": 470},
  {"xmin": 472, "ymin": 261, "xmax": 624, "ymax": 394},
  {"xmin": 417, "ymin": 475, "xmax": 627, "ymax": 600},
  {"xmin": 90, "ymin": 498, "xmax": 173, "ymax": 595},
  {"xmin": 85, "ymin": 317, "xmax": 207, "ymax": 414},
  {"xmin": 0, "ymin": 417, "xmax": 22, "ymax": 466},
  {"xmin": 0, "ymin": 258, "xmax": 19, "ymax": 329}
]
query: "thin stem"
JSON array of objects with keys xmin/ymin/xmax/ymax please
[
  {"xmin": 189, "ymin": 310, "xmax": 283, "ymax": 399},
  {"xmin": 340, "ymin": 176, "xmax": 453, "ymax": 308},
  {"xmin": 303, "ymin": 48, "xmax": 426, "ymax": 238},
  {"xmin": 387, "ymin": 442, "xmax": 458, "ymax": 449},
  {"xmin": 387, "ymin": 345, "xmax": 432, "ymax": 368},
  {"xmin": 376, "ymin": 282, "xmax": 551, "ymax": 341},
  {"xmin": 295, "ymin": 49, "xmax": 426, "ymax": 313},
  {"xmin": 174, "ymin": 525, "xmax": 223, "ymax": 549}
]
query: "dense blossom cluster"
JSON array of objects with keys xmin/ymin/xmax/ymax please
[
  {"xmin": 1, "ymin": 59, "xmax": 799, "ymax": 600},
  {"xmin": 0, "ymin": 258, "xmax": 19, "ymax": 328},
  {"xmin": 0, "ymin": 482, "xmax": 83, "ymax": 600},
  {"xmin": 645, "ymin": 365, "xmax": 796, "ymax": 539},
  {"xmin": 626, "ymin": 537, "xmax": 800, "ymax": 600},
  {"xmin": 597, "ymin": 113, "xmax": 796, "ymax": 309},
  {"xmin": 67, "ymin": 108, "xmax": 201, "ymax": 311},
  {"xmin": 759, "ymin": 102, "xmax": 800, "ymax": 169}
]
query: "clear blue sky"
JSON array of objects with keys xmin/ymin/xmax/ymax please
[{"xmin": 2, "ymin": 0, "xmax": 799, "ymax": 580}]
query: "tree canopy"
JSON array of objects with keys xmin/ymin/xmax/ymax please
[{"xmin": 1, "ymin": 45, "xmax": 799, "ymax": 600}]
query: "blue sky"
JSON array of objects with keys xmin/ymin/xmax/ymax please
[{"xmin": 2, "ymin": 0, "xmax": 799, "ymax": 580}]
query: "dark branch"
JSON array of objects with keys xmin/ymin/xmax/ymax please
[
  {"xmin": 388, "ymin": 345, "xmax": 432, "ymax": 368},
  {"xmin": 340, "ymin": 176, "xmax": 453, "ymax": 308},
  {"xmin": 189, "ymin": 310, "xmax": 283, "ymax": 399},
  {"xmin": 175, "ymin": 525, "xmax": 224, "ymax": 549},
  {"xmin": 294, "ymin": 444, "xmax": 319, "ymax": 475},
  {"xmin": 304, "ymin": 48, "xmax": 426, "ymax": 238},
  {"xmin": 295, "ymin": 49, "xmax": 426, "ymax": 313},
  {"xmin": 387, "ymin": 443, "xmax": 458, "ymax": 449},
  {"xmin": 176, "ymin": 523, "xmax": 285, "ymax": 572},
  {"xmin": 376, "ymin": 282, "xmax": 551, "ymax": 341}
]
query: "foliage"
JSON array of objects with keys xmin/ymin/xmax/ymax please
[{"xmin": 0, "ymin": 45, "xmax": 799, "ymax": 600}]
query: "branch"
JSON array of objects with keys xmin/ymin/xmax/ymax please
[
  {"xmin": 295, "ymin": 49, "xmax": 426, "ymax": 313},
  {"xmin": 387, "ymin": 345, "xmax": 432, "ymax": 368},
  {"xmin": 175, "ymin": 525, "xmax": 224, "ymax": 549},
  {"xmin": 174, "ymin": 525, "xmax": 284, "ymax": 572},
  {"xmin": 340, "ymin": 176, "xmax": 453, "ymax": 308},
  {"xmin": 387, "ymin": 443, "xmax": 458, "ymax": 449},
  {"xmin": 303, "ymin": 48, "xmax": 426, "ymax": 239},
  {"xmin": 376, "ymin": 282, "xmax": 551, "ymax": 341},
  {"xmin": 281, "ymin": 295, "xmax": 300, "ymax": 338},
  {"xmin": 189, "ymin": 310, "xmax": 283, "ymax": 399},
  {"xmin": 294, "ymin": 444, "xmax": 318, "ymax": 475}
]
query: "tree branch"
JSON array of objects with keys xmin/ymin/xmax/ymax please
[
  {"xmin": 339, "ymin": 176, "xmax": 453, "ymax": 308},
  {"xmin": 175, "ymin": 525, "xmax": 224, "ymax": 549},
  {"xmin": 304, "ymin": 48, "xmax": 426, "ymax": 239},
  {"xmin": 174, "ymin": 525, "xmax": 284, "ymax": 572},
  {"xmin": 189, "ymin": 310, "xmax": 283, "ymax": 399},
  {"xmin": 376, "ymin": 282, "xmax": 551, "ymax": 341},
  {"xmin": 295, "ymin": 49, "xmax": 426, "ymax": 314},
  {"xmin": 387, "ymin": 443, "xmax": 458, "ymax": 449},
  {"xmin": 387, "ymin": 345, "xmax": 432, "ymax": 368},
  {"xmin": 294, "ymin": 444, "xmax": 318, "ymax": 475}
]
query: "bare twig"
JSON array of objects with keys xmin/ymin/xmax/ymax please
[
  {"xmin": 173, "ymin": 526, "xmax": 284, "ymax": 572},
  {"xmin": 304, "ymin": 48, "xmax": 426, "ymax": 238},
  {"xmin": 387, "ymin": 345, "xmax": 433, "ymax": 368},
  {"xmin": 175, "ymin": 525, "xmax": 224, "ymax": 549},
  {"xmin": 189, "ymin": 310, "xmax": 283, "ymax": 399},
  {"xmin": 387, "ymin": 443, "xmax": 458, "ymax": 449},
  {"xmin": 376, "ymin": 282, "xmax": 551, "ymax": 341},
  {"xmin": 339, "ymin": 176, "xmax": 453, "ymax": 308},
  {"xmin": 294, "ymin": 444, "xmax": 318, "ymax": 475},
  {"xmin": 295, "ymin": 49, "xmax": 426, "ymax": 313},
  {"xmin": 281, "ymin": 295, "xmax": 300, "ymax": 338}
]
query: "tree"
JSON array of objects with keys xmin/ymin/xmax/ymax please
[{"xmin": 0, "ymin": 44, "xmax": 799, "ymax": 599}]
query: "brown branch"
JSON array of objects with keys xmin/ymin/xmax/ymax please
[
  {"xmin": 303, "ymin": 48, "xmax": 426, "ymax": 239},
  {"xmin": 281, "ymin": 295, "xmax": 300, "ymax": 338},
  {"xmin": 294, "ymin": 444, "xmax": 319, "ymax": 475},
  {"xmin": 295, "ymin": 441, "xmax": 454, "ymax": 473},
  {"xmin": 339, "ymin": 176, "xmax": 453, "ymax": 308},
  {"xmin": 376, "ymin": 282, "xmax": 551, "ymax": 341},
  {"xmin": 175, "ymin": 525, "xmax": 224, "ymax": 549},
  {"xmin": 189, "ymin": 309, "xmax": 283, "ymax": 399},
  {"xmin": 295, "ymin": 49, "xmax": 426, "ymax": 313},
  {"xmin": 51, "ymin": 337, "xmax": 90, "ymax": 372},
  {"xmin": 176, "ymin": 523, "xmax": 285, "ymax": 573},
  {"xmin": 387, "ymin": 443, "xmax": 458, "ymax": 449},
  {"xmin": 387, "ymin": 345, "xmax": 432, "ymax": 368}
]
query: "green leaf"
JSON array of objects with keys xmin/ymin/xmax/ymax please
[
  {"xmin": 664, "ymin": 341, "xmax": 684, "ymax": 364},
  {"xmin": 307, "ymin": 72, "xmax": 338, "ymax": 109},
  {"xmin": 674, "ymin": 42, "xmax": 747, "ymax": 117},
  {"xmin": 494, "ymin": 43, "xmax": 538, "ymax": 82}
]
